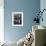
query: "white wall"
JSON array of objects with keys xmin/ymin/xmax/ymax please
[
  {"xmin": 40, "ymin": 0, "xmax": 46, "ymax": 27},
  {"xmin": 0, "ymin": 0, "xmax": 4, "ymax": 42},
  {"xmin": 40, "ymin": 0, "xmax": 46, "ymax": 9}
]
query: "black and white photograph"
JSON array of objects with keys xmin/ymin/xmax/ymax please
[{"xmin": 12, "ymin": 12, "xmax": 23, "ymax": 26}]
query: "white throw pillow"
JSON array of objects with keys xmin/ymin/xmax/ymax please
[{"xmin": 17, "ymin": 37, "xmax": 25, "ymax": 46}]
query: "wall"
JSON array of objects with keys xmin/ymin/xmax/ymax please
[
  {"xmin": 40, "ymin": 0, "xmax": 46, "ymax": 45},
  {"xmin": 4, "ymin": 0, "xmax": 40, "ymax": 42},
  {"xmin": 0, "ymin": 0, "xmax": 4, "ymax": 42},
  {"xmin": 40, "ymin": 0, "xmax": 46, "ymax": 27}
]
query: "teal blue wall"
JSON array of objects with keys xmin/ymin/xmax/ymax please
[{"xmin": 4, "ymin": 0, "xmax": 40, "ymax": 42}]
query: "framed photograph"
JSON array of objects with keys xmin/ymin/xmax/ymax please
[{"xmin": 12, "ymin": 12, "xmax": 23, "ymax": 26}]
